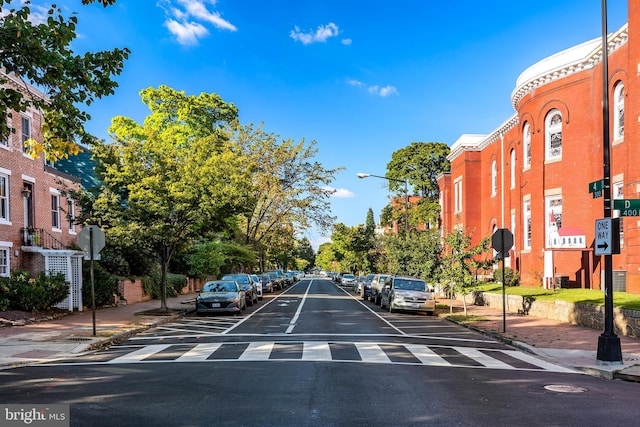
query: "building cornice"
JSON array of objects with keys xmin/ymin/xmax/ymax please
[{"xmin": 511, "ymin": 23, "xmax": 628, "ymax": 108}]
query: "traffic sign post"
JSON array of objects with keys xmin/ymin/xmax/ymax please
[
  {"xmin": 595, "ymin": 218, "xmax": 612, "ymax": 256},
  {"xmin": 78, "ymin": 225, "xmax": 105, "ymax": 336},
  {"xmin": 491, "ymin": 228, "xmax": 514, "ymax": 333}
]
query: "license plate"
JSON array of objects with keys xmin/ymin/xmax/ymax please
[
  {"xmin": 211, "ymin": 303, "xmax": 221, "ymax": 308},
  {"xmin": 411, "ymin": 303, "xmax": 420, "ymax": 308}
]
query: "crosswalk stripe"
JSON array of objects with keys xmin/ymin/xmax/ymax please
[
  {"xmin": 176, "ymin": 343, "xmax": 223, "ymax": 362},
  {"xmin": 238, "ymin": 342, "xmax": 274, "ymax": 361},
  {"xmin": 453, "ymin": 347, "xmax": 516, "ymax": 370},
  {"xmin": 107, "ymin": 344, "xmax": 172, "ymax": 364},
  {"xmin": 302, "ymin": 341, "xmax": 332, "ymax": 361},
  {"xmin": 502, "ymin": 349, "xmax": 576, "ymax": 373},
  {"xmin": 355, "ymin": 343, "xmax": 391, "ymax": 363},
  {"xmin": 403, "ymin": 344, "xmax": 451, "ymax": 366}
]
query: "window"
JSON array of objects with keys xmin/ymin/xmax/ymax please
[
  {"xmin": 613, "ymin": 82, "xmax": 624, "ymax": 140},
  {"xmin": 21, "ymin": 116, "xmax": 31, "ymax": 153},
  {"xmin": 510, "ymin": 148, "xmax": 516, "ymax": 189},
  {"xmin": 523, "ymin": 198, "xmax": 531, "ymax": 250},
  {"xmin": 0, "ymin": 174, "xmax": 8, "ymax": 222},
  {"xmin": 523, "ymin": 122, "xmax": 531, "ymax": 168},
  {"xmin": 545, "ymin": 110, "xmax": 562, "ymax": 160},
  {"xmin": 491, "ymin": 160, "xmax": 497, "ymax": 196},
  {"xmin": 68, "ymin": 199, "xmax": 76, "ymax": 234},
  {"xmin": 1, "ymin": 116, "xmax": 10, "ymax": 147},
  {"xmin": 51, "ymin": 193, "xmax": 60, "ymax": 230},
  {"xmin": 0, "ymin": 247, "xmax": 8, "ymax": 277},
  {"xmin": 454, "ymin": 178, "xmax": 462, "ymax": 213},
  {"xmin": 545, "ymin": 194, "xmax": 563, "ymax": 247}
]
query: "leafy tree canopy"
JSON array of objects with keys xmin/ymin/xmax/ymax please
[
  {"xmin": 386, "ymin": 142, "xmax": 450, "ymax": 200},
  {"xmin": 0, "ymin": 0, "xmax": 129, "ymax": 160}
]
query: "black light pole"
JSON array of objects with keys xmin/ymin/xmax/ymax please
[
  {"xmin": 597, "ymin": 0, "xmax": 622, "ymax": 364},
  {"xmin": 357, "ymin": 172, "xmax": 408, "ymax": 237}
]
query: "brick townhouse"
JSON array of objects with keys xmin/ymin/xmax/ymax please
[
  {"xmin": 437, "ymin": 2, "xmax": 640, "ymax": 295},
  {"xmin": 1, "ymin": 71, "xmax": 84, "ymax": 309}
]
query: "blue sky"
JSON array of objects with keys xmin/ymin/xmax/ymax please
[{"xmin": 20, "ymin": 0, "xmax": 629, "ymax": 249}]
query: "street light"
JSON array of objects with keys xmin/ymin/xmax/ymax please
[{"xmin": 357, "ymin": 172, "xmax": 409, "ymax": 236}]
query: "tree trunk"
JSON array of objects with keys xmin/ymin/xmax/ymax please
[{"xmin": 160, "ymin": 248, "xmax": 168, "ymax": 311}]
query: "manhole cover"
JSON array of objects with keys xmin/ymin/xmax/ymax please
[{"xmin": 544, "ymin": 385, "xmax": 587, "ymax": 393}]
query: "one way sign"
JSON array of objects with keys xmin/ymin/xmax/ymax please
[{"xmin": 595, "ymin": 218, "xmax": 620, "ymax": 256}]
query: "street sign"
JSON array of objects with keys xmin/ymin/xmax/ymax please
[
  {"xmin": 589, "ymin": 179, "xmax": 604, "ymax": 199},
  {"xmin": 613, "ymin": 199, "xmax": 640, "ymax": 216},
  {"xmin": 491, "ymin": 228, "xmax": 514, "ymax": 255},
  {"xmin": 78, "ymin": 225, "xmax": 105, "ymax": 256},
  {"xmin": 595, "ymin": 218, "xmax": 612, "ymax": 256}
]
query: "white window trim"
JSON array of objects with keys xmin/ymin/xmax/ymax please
[
  {"xmin": 510, "ymin": 148, "xmax": 516, "ymax": 190},
  {"xmin": 68, "ymin": 199, "xmax": 77, "ymax": 235},
  {"xmin": 50, "ymin": 190, "xmax": 61, "ymax": 232},
  {"xmin": 523, "ymin": 195, "xmax": 531, "ymax": 251},
  {"xmin": 613, "ymin": 81, "xmax": 624, "ymax": 143},
  {"xmin": 523, "ymin": 122, "xmax": 531, "ymax": 170},
  {"xmin": 0, "ymin": 173, "xmax": 9, "ymax": 224},
  {"xmin": 454, "ymin": 177, "xmax": 463, "ymax": 214},
  {"xmin": 491, "ymin": 160, "xmax": 497, "ymax": 197},
  {"xmin": 545, "ymin": 110, "xmax": 562, "ymax": 162}
]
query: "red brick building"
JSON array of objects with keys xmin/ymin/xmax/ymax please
[
  {"xmin": 1, "ymin": 71, "xmax": 84, "ymax": 309},
  {"xmin": 438, "ymin": 3, "xmax": 640, "ymax": 294}
]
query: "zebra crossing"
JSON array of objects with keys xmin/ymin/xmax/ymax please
[{"xmin": 58, "ymin": 341, "xmax": 577, "ymax": 373}]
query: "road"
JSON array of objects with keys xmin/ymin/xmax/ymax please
[{"xmin": 0, "ymin": 277, "xmax": 638, "ymax": 426}]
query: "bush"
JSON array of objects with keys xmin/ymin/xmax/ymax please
[
  {"xmin": 493, "ymin": 267, "xmax": 520, "ymax": 287},
  {"xmin": 142, "ymin": 273, "xmax": 187, "ymax": 299},
  {"xmin": 8, "ymin": 270, "xmax": 69, "ymax": 312},
  {"xmin": 82, "ymin": 262, "xmax": 118, "ymax": 308},
  {"xmin": 0, "ymin": 278, "xmax": 10, "ymax": 311}
]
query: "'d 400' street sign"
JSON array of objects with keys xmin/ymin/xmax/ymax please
[{"xmin": 613, "ymin": 199, "xmax": 640, "ymax": 216}]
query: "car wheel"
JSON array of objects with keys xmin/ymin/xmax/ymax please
[
  {"xmin": 375, "ymin": 294, "xmax": 381, "ymax": 305},
  {"xmin": 388, "ymin": 300, "xmax": 394, "ymax": 313}
]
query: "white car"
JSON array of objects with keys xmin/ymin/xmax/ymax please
[
  {"xmin": 251, "ymin": 274, "xmax": 264, "ymax": 300},
  {"xmin": 380, "ymin": 276, "xmax": 435, "ymax": 315},
  {"xmin": 340, "ymin": 273, "xmax": 356, "ymax": 286}
]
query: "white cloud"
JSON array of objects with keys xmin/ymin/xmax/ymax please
[
  {"xmin": 323, "ymin": 187, "xmax": 355, "ymax": 198},
  {"xmin": 165, "ymin": 19, "xmax": 209, "ymax": 45},
  {"xmin": 160, "ymin": 0, "xmax": 236, "ymax": 45},
  {"xmin": 368, "ymin": 84, "xmax": 399, "ymax": 97},
  {"xmin": 341, "ymin": 38, "xmax": 352, "ymax": 45},
  {"xmin": 347, "ymin": 79, "xmax": 364, "ymax": 87},
  {"xmin": 290, "ymin": 22, "xmax": 340, "ymax": 45}
]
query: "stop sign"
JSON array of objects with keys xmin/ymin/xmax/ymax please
[
  {"xmin": 78, "ymin": 225, "xmax": 105, "ymax": 255},
  {"xmin": 491, "ymin": 228, "xmax": 513, "ymax": 253}
]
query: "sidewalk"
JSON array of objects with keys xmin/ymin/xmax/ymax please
[
  {"xmin": 0, "ymin": 293, "xmax": 639, "ymax": 381},
  {"xmin": 0, "ymin": 293, "xmax": 197, "ymax": 369}
]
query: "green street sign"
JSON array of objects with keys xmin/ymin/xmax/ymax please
[
  {"xmin": 613, "ymin": 199, "xmax": 640, "ymax": 216},
  {"xmin": 589, "ymin": 179, "xmax": 604, "ymax": 198}
]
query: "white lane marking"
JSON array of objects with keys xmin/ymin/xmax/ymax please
[
  {"xmin": 335, "ymin": 281, "xmax": 406, "ymax": 336},
  {"xmin": 176, "ymin": 343, "xmax": 223, "ymax": 362},
  {"xmin": 355, "ymin": 342, "xmax": 391, "ymax": 363},
  {"xmin": 453, "ymin": 347, "xmax": 515, "ymax": 370},
  {"xmin": 502, "ymin": 349, "xmax": 578, "ymax": 373},
  {"xmin": 285, "ymin": 280, "xmax": 313, "ymax": 334},
  {"xmin": 107, "ymin": 344, "xmax": 172, "ymax": 364},
  {"xmin": 238, "ymin": 342, "xmax": 274, "ymax": 361},
  {"xmin": 404, "ymin": 344, "xmax": 450, "ymax": 366},
  {"xmin": 302, "ymin": 341, "xmax": 332, "ymax": 361}
]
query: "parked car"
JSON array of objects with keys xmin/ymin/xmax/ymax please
[
  {"xmin": 260, "ymin": 274, "xmax": 274, "ymax": 293},
  {"xmin": 221, "ymin": 274, "xmax": 258, "ymax": 306},
  {"xmin": 195, "ymin": 280, "xmax": 246, "ymax": 314},
  {"xmin": 369, "ymin": 274, "xmax": 391, "ymax": 305},
  {"xmin": 380, "ymin": 275, "xmax": 435, "ymax": 315},
  {"xmin": 284, "ymin": 271, "xmax": 295, "ymax": 286},
  {"xmin": 265, "ymin": 270, "xmax": 284, "ymax": 290},
  {"xmin": 352, "ymin": 275, "xmax": 366, "ymax": 293},
  {"xmin": 340, "ymin": 273, "xmax": 356, "ymax": 287},
  {"xmin": 251, "ymin": 274, "xmax": 264, "ymax": 300},
  {"xmin": 360, "ymin": 274, "xmax": 376, "ymax": 300}
]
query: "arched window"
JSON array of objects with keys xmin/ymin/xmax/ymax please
[
  {"xmin": 613, "ymin": 81, "xmax": 624, "ymax": 140},
  {"xmin": 510, "ymin": 148, "xmax": 516, "ymax": 189},
  {"xmin": 491, "ymin": 160, "xmax": 497, "ymax": 196},
  {"xmin": 545, "ymin": 110, "xmax": 562, "ymax": 160},
  {"xmin": 523, "ymin": 122, "xmax": 531, "ymax": 168}
]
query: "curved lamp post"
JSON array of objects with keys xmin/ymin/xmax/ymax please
[{"xmin": 357, "ymin": 172, "xmax": 409, "ymax": 237}]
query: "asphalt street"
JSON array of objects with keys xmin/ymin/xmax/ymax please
[{"xmin": 0, "ymin": 277, "xmax": 638, "ymax": 426}]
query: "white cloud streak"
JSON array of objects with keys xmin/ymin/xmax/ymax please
[
  {"xmin": 160, "ymin": 0, "xmax": 237, "ymax": 45},
  {"xmin": 290, "ymin": 22, "xmax": 340, "ymax": 44},
  {"xmin": 324, "ymin": 187, "xmax": 355, "ymax": 198}
]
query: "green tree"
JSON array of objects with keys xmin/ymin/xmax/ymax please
[
  {"xmin": 296, "ymin": 237, "xmax": 316, "ymax": 269},
  {"xmin": 0, "ymin": 0, "xmax": 129, "ymax": 160},
  {"xmin": 440, "ymin": 229, "xmax": 492, "ymax": 316},
  {"xmin": 91, "ymin": 85, "xmax": 250, "ymax": 311},
  {"xmin": 315, "ymin": 242, "xmax": 337, "ymax": 272},
  {"xmin": 234, "ymin": 123, "xmax": 342, "ymax": 268}
]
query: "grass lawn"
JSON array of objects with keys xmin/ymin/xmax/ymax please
[{"xmin": 475, "ymin": 283, "xmax": 640, "ymax": 311}]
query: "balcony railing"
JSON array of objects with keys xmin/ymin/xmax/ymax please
[{"xmin": 21, "ymin": 228, "xmax": 67, "ymax": 250}]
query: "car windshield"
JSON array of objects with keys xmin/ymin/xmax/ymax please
[
  {"xmin": 394, "ymin": 279, "xmax": 426, "ymax": 291},
  {"xmin": 203, "ymin": 281, "xmax": 237, "ymax": 293},
  {"xmin": 222, "ymin": 275, "xmax": 249, "ymax": 284},
  {"xmin": 343, "ymin": 274, "xmax": 355, "ymax": 279},
  {"xmin": 261, "ymin": 275, "xmax": 270, "ymax": 282}
]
